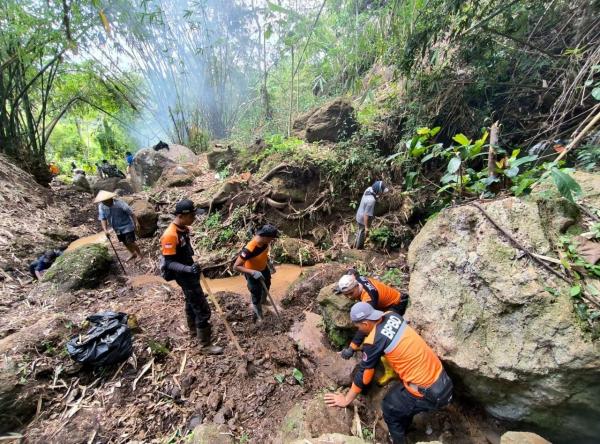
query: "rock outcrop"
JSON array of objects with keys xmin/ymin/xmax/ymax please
[
  {"xmin": 293, "ymin": 99, "xmax": 358, "ymax": 143},
  {"xmin": 271, "ymin": 238, "xmax": 319, "ymax": 266},
  {"xmin": 277, "ymin": 394, "xmax": 353, "ymax": 443},
  {"xmin": 500, "ymin": 431, "xmax": 551, "ymax": 444},
  {"xmin": 317, "ymin": 284, "xmax": 355, "ymax": 348},
  {"xmin": 130, "ymin": 143, "xmax": 197, "ymax": 189},
  {"xmin": 72, "ymin": 171, "xmax": 91, "ymax": 193},
  {"xmin": 407, "ymin": 196, "xmax": 600, "ymax": 443},
  {"xmin": 158, "ymin": 166, "xmax": 194, "ymax": 188},
  {"xmin": 206, "ymin": 145, "xmax": 235, "ymax": 170},
  {"xmin": 91, "ymin": 177, "xmax": 133, "ymax": 195},
  {"xmin": 42, "ymin": 244, "xmax": 112, "ymax": 290}
]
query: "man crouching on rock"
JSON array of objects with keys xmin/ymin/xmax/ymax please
[
  {"xmin": 233, "ymin": 224, "xmax": 279, "ymax": 323},
  {"xmin": 160, "ymin": 199, "xmax": 222, "ymax": 354},
  {"xmin": 325, "ymin": 302, "xmax": 452, "ymax": 444}
]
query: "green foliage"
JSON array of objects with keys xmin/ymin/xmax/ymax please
[
  {"xmin": 576, "ymin": 145, "xmax": 600, "ymax": 172},
  {"xmin": 380, "ymin": 268, "xmax": 404, "ymax": 288},
  {"xmin": 369, "ymin": 226, "xmax": 401, "ymax": 250},
  {"xmin": 292, "ymin": 367, "xmax": 304, "ymax": 386}
]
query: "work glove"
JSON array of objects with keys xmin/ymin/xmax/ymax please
[
  {"xmin": 251, "ymin": 270, "xmax": 264, "ymax": 280},
  {"xmin": 190, "ymin": 263, "xmax": 201, "ymax": 276},
  {"xmin": 340, "ymin": 347, "xmax": 355, "ymax": 360}
]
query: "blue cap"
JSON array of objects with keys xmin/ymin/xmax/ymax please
[{"xmin": 350, "ymin": 302, "xmax": 384, "ymax": 322}]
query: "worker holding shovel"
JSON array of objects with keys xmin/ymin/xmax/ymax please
[
  {"xmin": 159, "ymin": 199, "xmax": 222, "ymax": 354},
  {"xmin": 233, "ymin": 224, "xmax": 279, "ymax": 323},
  {"xmin": 95, "ymin": 190, "xmax": 143, "ymax": 262}
]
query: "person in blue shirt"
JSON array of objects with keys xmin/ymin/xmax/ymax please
[
  {"xmin": 125, "ymin": 151, "xmax": 134, "ymax": 177},
  {"xmin": 94, "ymin": 190, "xmax": 143, "ymax": 262},
  {"xmin": 29, "ymin": 250, "xmax": 62, "ymax": 280}
]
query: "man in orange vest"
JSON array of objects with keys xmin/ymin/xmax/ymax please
[
  {"xmin": 160, "ymin": 199, "xmax": 222, "ymax": 354},
  {"xmin": 325, "ymin": 302, "xmax": 453, "ymax": 444},
  {"xmin": 233, "ymin": 224, "xmax": 279, "ymax": 322},
  {"xmin": 336, "ymin": 272, "xmax": 409, "ymax": 384}
]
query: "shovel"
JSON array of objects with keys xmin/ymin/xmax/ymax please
[
  {"xmin": 200, "ymin": 273, "xmax": 250, "ymax": 376},
  {"xmin": 260, "ymin": 280, "xmax": 282, "ymax": 323}
]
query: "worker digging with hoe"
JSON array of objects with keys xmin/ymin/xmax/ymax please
[
  {"xmin": 354, "ymin": 180, "xmax": 388, "ymax": 249},
  {"xmin": 233, "ymin": 224, "xmax": 279, "ymax": 323},
  {"xmin": 325, "ymin": 302, "xmax": 453, "ymax": 444},
  {"xmin": 160, "ymin": 199, "xmax": 222, "ymax": 354},
  {"xmin": 95, "ymin": 190, "xmax": 143, "ymax": 262},
  {"xmin": 337, "ymin": 271, "xmax": 409, "ymax": 385}
]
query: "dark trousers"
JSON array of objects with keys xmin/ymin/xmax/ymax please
[
  {"xmin": 175, "ymin": 274, "xmax": 211, "ymax": 329},
  {"xmin": 382, "ymin": 371, "xmax": 453, "ymax": 444},
  {"xmin": 355, "ymin": 223, "xmax": 366, "ymax": 249},
  {"xmin": 245, "ymin": 267, "xmax": 271, "ymax": 306},
  {"xmin": 390, "ymin": 293, "xmax": 409, "ymax": 316}
]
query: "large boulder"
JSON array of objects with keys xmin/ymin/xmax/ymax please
[
  {"xmin": 292, "ymin": 98, "xmax": 357, "ymax": 143},
  {"xmin": 501, "ymin": 431, "xmax": 551, "ymax": 444},
  {"xmin": 120, "ymin": 197, "xmax": 158, "ymax": 238},
  {"xmin": 130, "ymin": 143, "xmax": 197, "ymax": 189},
  {"xmin": 91, "ymin": 177, "xmax": 133, "ymax": 195},
  {"xmin": 42, "ymin": 244, "xmax": 112, "ymax": 290},
  {"xmin": 407, "ymin": 197, "xmax": 600, "ymax": 443},
  {"xmin": 72, "ymin": 171, "xmax": 91, "ymax": 193},
  {"xmin": 317, "ymin": 284, "xmax": 355, "ymax": 348},
  {"xmin": 277, "ymin": 394, "xmax": 353, "ymax": 443},
  {"xmin": 158, "ymin": 166, "xmax": 195, "ymax": 188}
]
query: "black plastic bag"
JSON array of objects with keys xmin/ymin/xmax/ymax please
[{"xmin": 67, "ymin": 311, "xmax": 133, "ymax": 367}]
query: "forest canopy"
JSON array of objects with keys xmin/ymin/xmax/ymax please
[{"xmin": 0, "ymin": 0, "xmax": 598, "ymax": 182}]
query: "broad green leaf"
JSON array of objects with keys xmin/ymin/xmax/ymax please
[
  {"xmin": 447, "ymin": 156, "xmax": 461, "ymax": 174},
  {"xmin": 570, "ymin": 285, "xmax": 581, "ymax": 297},
  {"xmin": 510, "ymin": 155, "xmax": 538, "ymax": 168},
  {"xmin": 505, "ymin": 166, "xmax": 519, "ymax": 178},
  {"xmin": 592, "ymin": 87, "xmax": 600, "ymax": 101},
  {"xmin": 441, "ymin": 173, "xmax": 458, "ymax": 184},
  {"xmin": 274, "ymin": 374, "xmax": 285, "ymax": 383},
  {"xmin": 510, "ymin": 148, "xmax": 521, "ymax": 159},
  {"xmin": 421, "ymin": 152, "xmax": 436, "ymax": 163},
  {"xmin": 550, "ymin": 168, "xmax": 582, "ymax": 203},
  {"xmin": 430, "ymin": 127, "xmax": 441, "ymax": 137},
  {"xmin": 453, "ymin": 133, "xmax": 471, "ymax": 146},
  {"xmin": 416, "ymin": 127, "xmax": 430, "ymax": 135},
  {"xmin": 411, "ymin": 145, "xmax": 427, "ymax": 157},
  {"xmin": 511, "ymin": 178, "xmax": 536, "ymax": 196},
  {"xmin": 292, "ymin": 368, "xmax": 304, "ymax": 385}
]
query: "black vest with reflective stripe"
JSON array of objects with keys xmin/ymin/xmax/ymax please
[{"xmin": 357, "ymin": 276, "xmax": 379, "ymax": 307}]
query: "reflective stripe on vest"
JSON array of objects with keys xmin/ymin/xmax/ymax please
[
  {"xmin": 358, "ymin": 276, "xmax": 379, "ymax": 306},
  {"xmin": 383, "ymin": 319, "xmax": 408, "ymax": 354}
]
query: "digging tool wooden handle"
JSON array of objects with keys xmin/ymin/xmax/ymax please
[
  {"xmin": 260, "ymin": 280, "xmax": 282, "ymax": 322},
  {"xmin": 200, "ymin": 273, "xmax": 245, "ymax": 358}
]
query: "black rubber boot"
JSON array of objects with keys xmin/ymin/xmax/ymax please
[
  {"xmin": 197, "ymin": 326, "xmax": 223, "ymax": 355},
  {"xmin": 186, "ymin": 314, "xmax": 196, "ymax": 337}
]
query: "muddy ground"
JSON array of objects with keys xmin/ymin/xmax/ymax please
[{"xmin": 0, "ymin": 174, "xmax": 504, "ymax": 444}]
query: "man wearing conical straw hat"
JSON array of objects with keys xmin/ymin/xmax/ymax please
[{"xmin": 94, "ymin": 190, "xmax": 143, "ymax": 262}]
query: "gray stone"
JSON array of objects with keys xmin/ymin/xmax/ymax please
[
  {"xmin": 500, "ymin": 431, "xmax": 551, "ymax": 444},
  {"xmin": 72, "ymin": 172, "xmax": 91, "ymax": 193},
  {"xmin": 120, "ymin": 197, "xmax": 158, "ymax": 238},
  {"xmin": 292, "ymin": 98, "xmax": 357, "ymax": 143},
  {"xmin": 206, "ymin": 146, "xmax": 235, "ymax": 170},
  {"xmin": 278, "ymin": 394, "xmax": 353, "ymax": 443},
  {"xmin": 289, "ymin": 434, "xmax": 366, "ymax": 444},
  {"xmin": 407, "ymin": 196, "xmax": 600, "ymax": 443},
  {"xmin": 188, "ymin": 423, "xmax": 233, "ymax": 444},
  {"xmin": 91, "ymin": 177, "xmax": 133, "ymax": 195},
  {"xmin": 130, "ymin": 143, "xmax": 197, "ymax": 189}
]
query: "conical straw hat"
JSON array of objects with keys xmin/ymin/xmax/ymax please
[{"xmin": 93, "ymin": 190, "xmax": 117, "ymax": 203}]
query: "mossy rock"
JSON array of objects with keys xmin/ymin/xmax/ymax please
[
  {"xmin": 42, "ymin": 244, "xmax": 111, "ymax": 290},
  {"xmin": 317, "ymin": 283, "xmax": 355, "ymax": 348}
]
